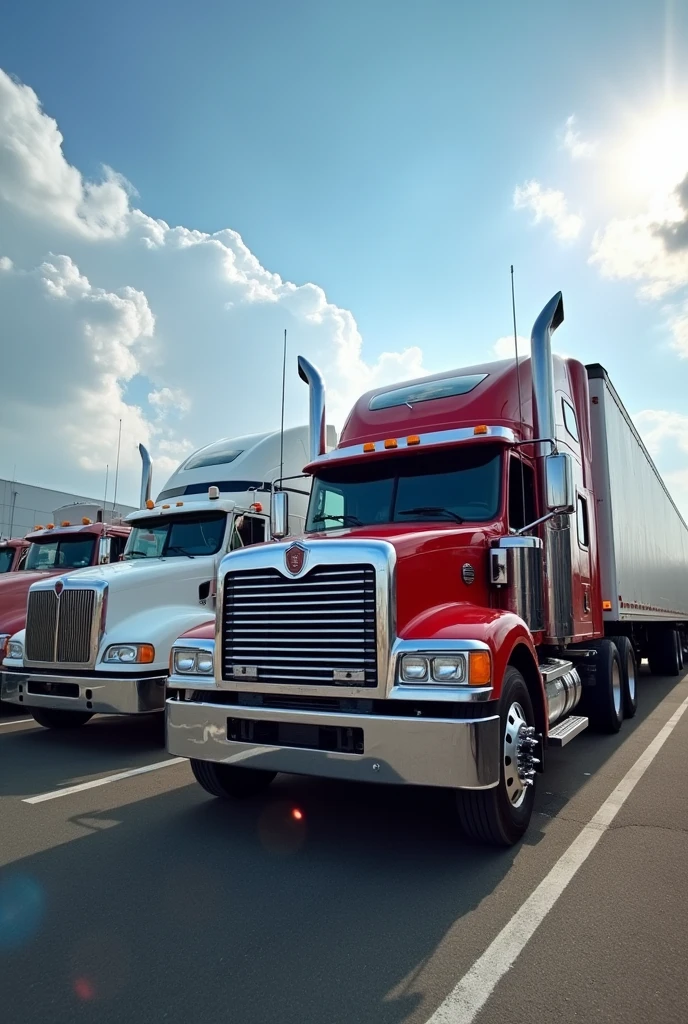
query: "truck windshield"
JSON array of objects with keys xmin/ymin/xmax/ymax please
[
  {"xmin": 0, "ymin": 548, "xmax": 15, "ymax": 573},
  {"xmin": 25, "ymin": 535, "xmax": 96, "ymax": 570},
  {"xmin": 124, "ymin": 511, "xmax": 228, "ymax": 559},
  {"xmin": 307, "ymin": 445, "xmax": 502, "ymax": 531}
]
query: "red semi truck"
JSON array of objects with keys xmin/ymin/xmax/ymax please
[
  {"xmin": 0, "ymin": 538, "xmax": 29, "ymax": 573},
  {"xmin": 165, "ymin": 292, "xmax": 688, "ymax": 845},
  {"xmin": 0, "ymin": 508, "xmax": 130, "ymax": 668}
]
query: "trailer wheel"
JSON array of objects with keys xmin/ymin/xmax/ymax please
[
  {"xmin": 582, "ymin": 640, "xmax": 624, "ymax": 733},
  {"xmin": 455, "ymin": 667, "xmax": 536, "ymax": 846},
  {"xmin": 648, "ymin": 627, "xmax": 681, "ymax": 677},
  {"xmin": 30, "ymin": 708, "xmax": 93, "ymax": 730},
  {"xmin": 190, "ymin": 758, "xmax": 276, "ymax": 799},
  {"xmin": 608, "ymin": 636, "xmax": 638, "ymax": 719}
]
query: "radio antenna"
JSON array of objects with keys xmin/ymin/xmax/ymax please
[
  {"xmin": 102, "ymin": 464, "xmax": 109, "ymax": 524},
  {"xmin": 511, "ymin": 266, "xmax": 527, "ymax": 529},
  {"xmin": 279, "ymin": 328, "xmax": 287, "ymax": 484}
]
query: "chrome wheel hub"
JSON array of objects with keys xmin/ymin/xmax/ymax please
[
  {"xmin": 626, "ymin": 651, "xmax": 636, "ymax": 703},
  {"xmin": 503, "ymin": 702, "xmax": 538, "ymax": 808},
  {"xmin": 612, "ymin": 660, "xmax": 622, "ymax": 716}
]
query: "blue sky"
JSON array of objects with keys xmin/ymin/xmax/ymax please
[{"xmin": 0, "ymin": 0, "xmax": 687, "ymax": 509}]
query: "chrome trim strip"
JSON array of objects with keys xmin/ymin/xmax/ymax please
[
  {"xmin": 24, "ymin": 577, "xmax": 108, "ymax": 672},
  {"xmin": 310, "ymin": 425, "xmax": 516, "ymax": 465},
  {"xmin": 1, "ymin": 670, "xmax": 166, "ymax": 715},
  {"xmin": 215, "ymin": 539, "xmax": 396, "ymax": 698},
  {"xmin": 166, "ymin": 698, "xmax": 500, "ymax": 790}
]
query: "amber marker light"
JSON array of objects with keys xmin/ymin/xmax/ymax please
[
  {"xmin": 46, "ymin": 523, "xmax": 55, "ymax": 530},
  {"xmin": 138, "ymin": 644, "xmax": 155, "ymax": 664},
  {"xmin": 473, "ymin": 425, "xmax": 489, "ymax": 435},
  {"xmin": 146, "ymin": 499, "xmax": 155, "ymax": 509},
  {"xmin": 602, "ymin": 600, "xmax": 612, "ymax": 610},
  {"xmin": 468, "ymin": 650, "xmax": 491, "ymax": 685},
  {"xmin": 363, "ymin": 442, "xmax": 375, "ymax": 452},
  {"xmin": 82, "ymin": 517, "xmax": 92, "ymax": 525},
  {"xmin": 384, "ymin": 438, "xmax": 398, "ymax": 449},
  {"xmin": 407, "ymin": 435, "xmax": 421, "ymax": 446},
  {"xmin": 176, "ymin": 501, "xmax": 184, "ymax": 507},
  {"xmin": 61, "ymin": 520, "xmax": 71, "ymax": 527},
  {"xmin": 250, "ymin": 502, "xmax": 263, "ymax": 513}
]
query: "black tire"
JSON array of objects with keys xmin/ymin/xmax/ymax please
[
  {"xmin": 456, "ymin": 666, "xmax": 536, "ymax": 846},
  {"xmin": 648, "ymin": 627, "xmax": 681, "ymax": 677},
  {"xmin": 30, "ymin": 708, "xmax": 93, "ymax": 730},
  {"xmin": 190, "ymin": 758, "xmax": 276, "ymax": 799},
  {"xmin": 581, "ymin": 639, "xmax": 623, "ymax": 733},
  {"xmin": 678, "ymin": 633, "xmax": 685, "ymax": 671},
  {"xmin": 609, "ymin": 635, "xmax": 638, "ymax": 719}
]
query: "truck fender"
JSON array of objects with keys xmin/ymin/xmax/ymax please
[{"xmin": 401, "ymin": 602, "xmax": 547, "ymax": 734}]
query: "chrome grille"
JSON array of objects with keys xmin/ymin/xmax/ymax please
[
  {"xmin": 56, "ymin": 589, "xmax": 96, "ymax": 663},
  {"xmin": 25, "ymin": 587, "xmax": 96, "ymax": 664},
  {"xmin": 25, "ymin": 591, "xmax": 58, "ymax": 662},
  {"xmin": 222, "ymin": 564, "xmax": 378, "ymax": 686}
]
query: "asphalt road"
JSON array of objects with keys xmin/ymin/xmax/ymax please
[{"xmin": 1, "ymin": 667, "xmax": 687, "ymax": 1024}]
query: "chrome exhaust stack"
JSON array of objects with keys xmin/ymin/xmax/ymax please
[
  {"xmin": 138, "ymin": 444, "xmax": 153, "ymax": 508},
  {"xmin": 297, "ymin": 356, "xmax": 327, "ymax": 462},
  {"xmin": 530, "ymin": 291, "xmax": 564, "ymax": 457}
]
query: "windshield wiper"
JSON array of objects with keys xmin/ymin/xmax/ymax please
[
  {"xmin": 397, "ymin": 506, "xmax": 464, "ymax": 524},
  {"xmin": 312, "ymin": 513, "xmax": 363, "ymax": 527},
  {"xmin": 124, "ymin": 549, "xmax": 150, "ymax": 559},
  {"xmin": 165, "ymin": 545, "xmax": 196, "ymax": 558}
]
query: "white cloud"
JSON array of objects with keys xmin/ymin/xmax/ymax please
[
  {"xmin": 560, "ymin": 115, "xmax": 597, "ymax": 160},
  {"xmin": 493, "ymin": 335, "xmax": 530, "ymax": 359},
  {"xmin": 0, "ymin": 68, "xmax": 426, "ymax": 505},
  {"xmin": 513, "ymin": 180, "xmax": 583, "ymax": 241},
  {"xmin": 632, "ymin": 409, "xmax": 688, "ymax": 458}
]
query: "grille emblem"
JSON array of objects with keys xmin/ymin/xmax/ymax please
[
  {"xmin": 285, "ymin": 544, "xmax": 306, "ymax": 575},
  {"xmin": 55, "ymin": 580, "xmax": 64, "ymax": 596}
]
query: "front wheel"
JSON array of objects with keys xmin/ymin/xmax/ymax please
[
  {"xmin": 190, "ymin": 759, "xmax": 276, "ymax": 799},
  {"xmin": 456, "ymin": 666, "xmax": 537, "ymax": 846},
  {"xmin": 30, "ymin": 708, "xmax": 93, "ymax": 730}
]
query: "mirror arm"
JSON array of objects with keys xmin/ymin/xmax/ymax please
[
  {"xmin": 512, "ymin": 437, "xmax": 557, "ymax": 454},
  {"xmin": 514, "ymin": 506, "xmax": 571, "ymax": 536}
]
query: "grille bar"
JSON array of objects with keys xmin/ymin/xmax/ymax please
[
  {"xmin": 223, "ymin": 564, "xmax": 378, "ymax": 687},
  {"xmin": 25, "ymin": 591, "xmax": 58, "ymax": 662},
  {"xmin": 25, "ymin": 587, "xmax": 96, "ymax": 665}
]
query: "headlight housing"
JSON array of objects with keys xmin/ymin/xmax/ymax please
[
  {"xmin": 8, "ymin": 640, "xmax": 24, "ymax": 661},
  {"xmin": 103, "ymin": 643, "xmax": 155, "ymax": 664},
  {"xmin": 172, "ymin": 648, "xmax": 214, "ymax": 675},
  {"xmin": 398, "ymin": 651, "xmax": 490, "ymax": 686}
]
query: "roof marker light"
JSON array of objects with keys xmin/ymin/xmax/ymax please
[
  {"xmin": 474, "ymin": 425, "xmax": 489, "ymax": 435},
  {"xmin": 61, "ymin": 521, "xmax": 71, "ymax": 527},
  {"xmin": 363, "ymin": 442, "xmax": 375, "ymax": 453},
  {"xmin": 46, "ymin": 523, "xmax": 55, "ymax": 530},
  {"xmin": 34, "ymin": 525, "xmax": 44, "ymax": 531},
  {"xmin": 250, "ymin": 502, "xmax": 263, "ymax": 513},
  {"xmin": 384, "ymin": 438, "xmax": 398, "ymax": 449},
  {"xmin": 162, "ymin": 504, "xmax": 170, "ymax": 509},
  {"xmin": 82, "ymin": 518, "xmax": 92, "ymax": 525},
  {"xmin": 407, "ymin": 435, "xmax": 420, "ymax": 446},
  {"xmin": 176, "ymin": 501, "xmax": 184, "ymax": 507},
  {"xmin": 208, "ymin": 486, "xmax": 220, "ymax": 500},
  {"xmin": 146, "ymin": 499, "xmax": 155, "ymax": 509}
]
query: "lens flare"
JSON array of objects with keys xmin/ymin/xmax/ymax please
[
  {"xmin": 0, "ymin": 874, "xmax": 45, "ymax": 950},
  {"xmin": 74, "ymin": 977, "xmax": 96, "ymax": 1001},
  {"xmin": 291, "ymin": 808, "xmax": 304, "ymax": 821}
]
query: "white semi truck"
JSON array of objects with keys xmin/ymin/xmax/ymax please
[{"xmin": 1, "ymin": 425, "xmax": 335, "ymax": 729}]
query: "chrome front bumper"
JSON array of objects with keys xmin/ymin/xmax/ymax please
[
  {"xmin": 1, "ymin": 669, "xmax": 166, "ymax": 715},
  {"xmin": 166, "ymin": 698, "xmax": 500, "ymax": 790}
]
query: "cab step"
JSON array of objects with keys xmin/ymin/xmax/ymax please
[{"xmin": 548, "ymin": 715, "xmax": 589, "ymax": 747}]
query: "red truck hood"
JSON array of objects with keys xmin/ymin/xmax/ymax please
[
  {"xmin": 0, "ymin": 569, "xmax": 63, "ymax": 634},
  {"xmin": 306, "ymin": 523, "xmax": 504, "ymax": 635}
]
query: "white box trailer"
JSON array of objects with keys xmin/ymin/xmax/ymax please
[{"xmin": 587, "ymin": 363, "xmax": 688, "ymax": 626}]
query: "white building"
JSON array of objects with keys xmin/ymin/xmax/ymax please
[{"xmin": 0, "ymin": 478, "xmax": 135, "ymax": 538}]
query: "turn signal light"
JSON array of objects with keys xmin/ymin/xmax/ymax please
[
  {"xmin": 602, "ymin": 600, "xmax": 612, "ymax": 610},
  {"xmin": 384, "ymin": 438, "xmax": 398, "ymax": 449},
  {"xmin": 468, "ymin": 650, "xmax": 491, "ymax": 685},
  {"xmin": 363, "ymin": 442, "xmax": 375, "ymax": 453},
  {"xmin": 138, "ymin": 644, "xmax": 155, "ymax": 664},
  {"xmin": 407, "ymin": 435, "xmax": 421, "ymax": 446},
  {"xmin": 473, "ymin": 425, "xmax": 489, "ymax": 436},
  {"xmin": 146, "ymin": 499, "xmax": 155, "ymax": 509}
]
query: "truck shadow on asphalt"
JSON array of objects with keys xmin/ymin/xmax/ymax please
[{"xmin": 1, "ymin": 669, "xmax": 686, "ymax": 1024}]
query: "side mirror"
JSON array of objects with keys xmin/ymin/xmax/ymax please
[
  {"xmin": 98, "ymin": 537, "xmax": 112, "ymax": 565},
  {"xmin": 545, "ymin": 452, "xmax": 574, "ymax": 513},
  {"xmin": 271, "ymin": 491, "xmax": 289, "ymax": 540}
]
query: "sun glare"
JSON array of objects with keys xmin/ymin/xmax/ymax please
[{"xmin": 617, "ymin": 106, "xmax": 688, "ymax": 205}]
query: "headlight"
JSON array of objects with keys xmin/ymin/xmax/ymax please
[
  {"xmin": 400, "ymin": 655, "xmax": 429, "ymax": 682},
  {"xmin": 431, "ymin": 655, "xmax": 466, "ymax": 682},
  {"xmin": 172, "ymin": 649, "xmax": 214, "ymax": 675},
  {"xmin": 8, "ymin": 640, "xmax": 23, "ymax": 660},
  {"xmin": 103, "ymin": 644, "xmax": 155, "ymax": 664}
]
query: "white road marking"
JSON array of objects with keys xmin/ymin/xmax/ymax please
[
  {"xmin": 0, "ymin": 718, "xmax": 34, "ymax": 728},
  {"xmin": 24, "ymin": 757, "xmax": 186, "ymax": 804},
  {"xmin": 426, "ymin": 690, "xmax": 688, "ymax": 1024}
]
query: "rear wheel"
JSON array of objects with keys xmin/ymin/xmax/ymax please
[
  {"xmin": 609, "ymin": 635, "xmax": 638, "ymax": 719},
  {"xmin": 581, "ymin": 640, "xmax": 623, "ymax": 733},
  {"xmin": 30, "ymin": 708, "xmax": 93, "ymax": 730},
  {"xmin": 648, "ymin": 627, "xmax": 681, "ymax": 677},
  {"xmin": 190, "ymin": 759, "xmax": 276, "ymax": 799},
  {"xmin": 456, "ymin": 666, "xmax": 537, "ymax": 846}
]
